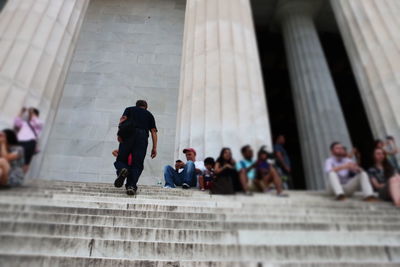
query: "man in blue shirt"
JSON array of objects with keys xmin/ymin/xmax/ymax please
[{"xmin": 236, "ymin": 145, "xmax": 256, "ymax": 194}]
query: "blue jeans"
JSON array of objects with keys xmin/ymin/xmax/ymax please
[{"xmin": 164, "ymin": 161, "xmax": 197, "ymax": 188}]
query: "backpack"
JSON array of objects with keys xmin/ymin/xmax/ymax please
[
  {"xmin": 117, "ymin": 108, "xmax": 137, "ymax": 139},
  {"xmin": 210, "ymin": 168, "xmax": 237, "ymax": 195}
]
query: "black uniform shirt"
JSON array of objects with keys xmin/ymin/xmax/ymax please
[{"xmin": 122, "ymin": 106, "xmax": 157, "ymax": 134}]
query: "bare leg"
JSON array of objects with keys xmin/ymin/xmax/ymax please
[
  {"xmin": 239, "ymin": 170, "xmax": 249, "ymax": 193},
  {"xmin": 270, "ymin": 167, "xmax": 283, "ymax": 194},
  {"xmin": 199, "ymin": 175, "xmax": 205, "ymax": 190},
  {"xmin": 0, "ymin": 158, "xmax": 10, "ymax": 186},
  {"xmin": 23, "ymin": 165, "xmax": 29, "ymax": 173},
  {"xmin": 389, "ymin": 175, "xmax": 400, "ymax": 207}
]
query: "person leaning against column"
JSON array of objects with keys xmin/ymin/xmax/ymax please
[{"xmin": 325, "ymin": 142, "xmax": 378, "ymax": 202}]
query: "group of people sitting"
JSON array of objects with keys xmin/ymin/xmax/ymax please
[
  {"xmin": 325, "ymin": 139, "xmax": 400, "ymax": 206},
  {"xmin": 163, "ymin": 145, "xmax": 288, "ymax": 196},
  {"xmin": 0, "ymin": 107, "xmax": 43, "ymax": 187},
  {"xmin": 162, "ymin": 137, "xmax": 400, "ymax": 207}
]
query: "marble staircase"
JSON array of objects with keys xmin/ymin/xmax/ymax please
[{"xmin": 0, "ymin": 180, "xmax": 399, "ymax": 266}]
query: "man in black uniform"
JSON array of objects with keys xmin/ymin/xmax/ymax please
[{"xmin": 114, "ymin": 100, "xmax": 158, "ymax": 195}]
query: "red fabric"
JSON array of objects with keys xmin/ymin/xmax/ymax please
[{"xmin": 128, "ymin": 154, "xmax": 132, "ymax": 166}]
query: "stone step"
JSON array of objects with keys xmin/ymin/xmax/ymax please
[
  {"xmin": 1, "ymin": 234, "xmax": 399, "ymax": 262},
  {"xmin": 1, "ymin": 221, "xmax": 400, "ymax": 246},
  {"xmin": 0, "ymin": 195, "xmax": 397, "ymax": 217},
  {"xmin": 1, "ymin": 254, "xmax": 399, "ymax": 267},
  {"xmin": 3, "ymin": 189, "xmax": 396, "ymax": 211},
  {"xmin": 2, "ymin": 210, "xmax": 400, "ymax": 229},
  {"xmin": 0, "ymin": 203, "xmax": 223, "ymax": 221},
  {"xmin": 2, "ymin": 213, "xmax": 400, "ymax": 234}
]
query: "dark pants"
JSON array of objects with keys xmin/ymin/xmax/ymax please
[
  {"xmin": 114, "ymin": 129, "xmax": 148, "ymax": 189},
  {"xmin": 19, "ymin": 140, "xmax": 36, "ymax": 165}
]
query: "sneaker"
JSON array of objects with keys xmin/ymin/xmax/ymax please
[
  {"xmin": 200, "ymin": 188, "xmax": 205, "ymax": 191},
  {"xmin": 163, "ymin": 185, "xmax": 173, "ymax": 189},
  {"xmin": 114, "ymin": 168, "xmax": 128, "ymax": 188},
  {"xmin": 126, "ymin": 186, "xmax": 137, "ymax": 196},
  {"xmin": 335, "ymin": 194, "xmax": 347, "ymax": 201},
  {"xmin": 182, "ymin": 183, "xmax": 190, "ymax": 189}
]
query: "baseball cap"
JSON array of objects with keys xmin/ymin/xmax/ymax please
[{"xmin": 183, "ymin": 148, "xmax": 196, "ymax": 155}]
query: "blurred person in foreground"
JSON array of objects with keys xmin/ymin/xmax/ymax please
[
  {"xmin": 325, "ymin": 142, "xmax": 377, "ymax": 202},
  {"xmin": 368, "ymin": 147, "xmax": 400, "ymax": 207},
  {"xmin": 14, "ymin": 107, "xmax": 43, "ymax": 172},
  {"xmin": 0, "ymin": 129, "xmax": 25, "ymax": 187}
]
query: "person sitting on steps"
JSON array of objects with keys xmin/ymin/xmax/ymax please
[
  {"xmin": 199, "ymin": 157, "xmax": 215, "ymax": 191},
  {"xmin": 325, "ymin": 142, "xmax": 378, "ymax": 202},
  {"xmin": 368, "ymin": 147, "xmax": 400, "ymax": 207},
  {"xmin": 163, "ymin": 148, "xmax": 205, "ymax": 189},
  {"xmin": 255, "ymin": 146, "xmax": 287, "ymax": 197}
]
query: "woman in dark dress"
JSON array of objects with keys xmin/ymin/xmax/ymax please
[
  {"xmin": 213, "ymin": 148, "xmax": 241, "ymax": 194},
  {"xmin": 368, "ymin": 148, "xmax": 400, "ymax": 207}
]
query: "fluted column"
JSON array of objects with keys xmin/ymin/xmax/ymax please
[
  {"xmin": 0, "ymin": 0, "xmax": 89, "ymax": 128},
  {"xmin": 331, "ymin": 0, "xmax": 400, "ymax": 142},
  {"xmin": 175, "ymin": 0, "xmax": 272, "ymax": 159},
  {"xmin": 278, "ymin": 0, "xmax": 352, "ymax": 190}
]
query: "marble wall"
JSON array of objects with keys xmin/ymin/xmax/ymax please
[{"xmin": 40, "ymin": 0, "xmax": 185, "ymax": 184}]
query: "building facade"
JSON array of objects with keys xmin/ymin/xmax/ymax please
[{"xmin": 0, "ymin": 0, "xmax": 399, "ymax": 189}]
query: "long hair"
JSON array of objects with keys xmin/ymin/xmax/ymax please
[
  {"xmin": 2, "ymin": 129, "xmax": 18, "ymax": 146},
  {"xmin": 216, "ymin": 147, "xmax": 234, "ymax": 166},
  {"xmin": 373, "ymin": 148, "xmax": 395, "ymax": 178}
]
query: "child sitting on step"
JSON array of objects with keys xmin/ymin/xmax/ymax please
[{"xmin": 199, "ymin": 157, "xmax": 215, "ymax": 191}]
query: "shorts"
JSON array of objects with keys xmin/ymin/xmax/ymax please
[{"xmin": 19, "ymin": 140, "xmax": 37, "ymax": 165}]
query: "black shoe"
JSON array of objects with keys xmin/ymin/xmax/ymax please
[
  {"xmin": 114, "ymin": 168, "xmax": 128, "ymax": 188},
  {"xmin": 182, "ymin": 183, "xmax": 190, "ymax": 189},
  {"xmin": 126, "ymin": 186, "xmax": 137, "ymax": 196}
]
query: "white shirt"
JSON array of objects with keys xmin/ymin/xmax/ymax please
[
  {"xmin": 325, "ymin": 156, "xmax": 354, "ymax": 183},
  {"xmin": 194, "ymin": 161, "xmax": 206, "ymax": 172}
]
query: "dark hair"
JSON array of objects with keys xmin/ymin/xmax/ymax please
[
  {"xmin": 386, "ymin": 135, "xmax": 394, "ymax": 140},
  {"xmin": 373, "ymin": 148, "xmax": 395, "ymax": 179},
  {"xmin": 204, "ymin": 157, "xmax": 215, "ymax": 166},
  {"xmin": 257, "ymin": 146, "xmax": 268, "ymax": 159},
  {"xmin": 216, "ymin": 148, "xmax": 234, "ymax": 166},
  {"xmin": 374, "ymin": 139, "xmax": 384, "ymax": 148},
  {"xmin": 136, "ymin": 100, "xmax": 148, "ymax": 108},
  {"xmin": 2, "ymin": 129, "xmax": 18, "ymax": 146},
  {"xmin": 175, "ymin": 160, "xmax": 183, "ymax": 163},
  {"xmin": 275, "ymin": 134, "xmax": 284, "ymax": 142},
  {"xmin": 330, "ymin": 142, "xmax": 341, "ymax": 151},
  {"xmin": 240, "ymin": 145, "xmax": 251, "ymax": 155},
  {"xmin": 31, "ymin": 108, "xmax": 39, "ymax": 117}
]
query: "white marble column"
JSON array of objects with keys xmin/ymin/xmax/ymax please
[
  {"xmin": 331, "ymin": 0, "xmax": 400, "ymax": 142},
  {"xmin": 0, "ymin": 0, "xmax": 89, "ymax": 128},
  {"xmin": 278, "ymin": 0, "xmax": 352, "ymax": 190},
  {"xmin": 175, "ymin": 0, "xmax": 272, "ymax": 159}
]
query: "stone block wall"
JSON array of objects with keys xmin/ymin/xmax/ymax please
[{"xmin": 39, "ymin": 0, "xmax": 185, "ymax": 184}]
